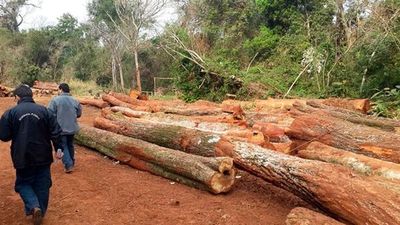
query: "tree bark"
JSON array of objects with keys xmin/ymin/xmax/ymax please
[
  {"xmin": 286, "ymin": 114, "xmax": 400, "ymax": 163},
  {"xmin": 94, "ymin": 115, "xmax": 222, "ymax": 157},
  {"xmin": 298, "ymin": 142, "xmax": 400, "ymax": 182},
  {"xmin": 75, "ymin": 125, "xmax": 235, "ymax": 194},
  {"xmin": 98, "ymin": 109, "xmax": 266, "ymax": 151},
  {"xmin": 78, "ymin": 98, "xmax": 109, "ymax": 109},
  {"xmin": 111, "ymin": 54, "xmax": 117, "ymax": 88},
  {"xmin": 321, "ymin": 98, "xmax": 370, "ymax": 114},
  {"xmin": 110, "ymin": 106, "xmax": 150, "ymax": 118},
  {"xmin": 285, "ymin": 207, "xmax": 345, "ymax": 225},
  {"xmin": 215, "ymin": 138, "xmax": 400, "ymax": 225},
  {"xmin": 102, "ymin": 94, "xmax": 153, "ymax": 112},
  {"xmin": 134, "ymin": 49, "xmax": 142, "ymax": 92},
  {"xmin": 306, "ymin": 100, "xmax": 400, "ymax": 132}
]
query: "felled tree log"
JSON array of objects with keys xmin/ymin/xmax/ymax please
[
  {"xmin": 293, "ymin": 101, "xmax": 399, "ymax": 132},
  {"xmin": 110, "ymin": 106, "xmax": 150, "ymax": 118},
  {"xmin": 102, "ymin": 108, "xmax": 243, "ymax": 134},
  {"xmin": 98, "ymin": 109, "xmax": 267, "ymax": 150},
  {"xmin": 162, "ymin": 106, "xmax": 223, "ymax": 116},
  {"xmin": 94, "ymin": 115, "xmax": 222, "ymax": 157},
  {"xmin": 322, "ymin": 98, "xmax": 370, "ymax": 114},
  {"xmin": 285, "ymin": 207, "xmax": 345, "ymax": 225},
  {"xmin": 109, "ymin": 91, "xmax": 143, "ymax": 105},
  {"xmin": 286, "ymin": 114, "xmax": 400, "ymax": 163},
  {"xmin": 102, "ymin": 94, "xmax": 154, "ymax": 112},
  {"xmin": 78, "ymin": 98, "xmax": 109, "ymax": 108},
  {"xmin": 75, "ymin": 125, "xmax": 235, "ymax": 194},
  {"xmin": 32, "ymin": 80, "xmax": 59, "ymax": 91},
  {"xmin": 215, "ymin": 138, "xmax": 400, "ymax": 225},
  {"xmin": 109, "ymin": 106, "xmax": 247, "ymax": 127},
  {"xmin": 252, "ymin": 122, "xmax": 290, "ymax": 142},
  {"xmin": 298, "ymin": 142, "xmax": 400, "ymax": 182}
]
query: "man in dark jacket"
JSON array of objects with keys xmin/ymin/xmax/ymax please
[
  {"xmin": 0, "ymin": 84, "xmax": 62, "ymax": 225},
  {"xmin": 48, "ymin": 83, "xmax": 82, "ymax": 173}
]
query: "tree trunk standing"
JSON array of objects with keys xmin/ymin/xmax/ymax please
[
  {"xmin": 117, "ymin": 55, "xmax": 124, "ymax": 89},
  {"xmin": 335, "ymin": 0, "xmax": 346, "ymax": 61},
  {"xmin": 75, "ymin": 125, "xmax": 235, "ymax": 194},
  {"xmin": 298, "ymin": 142, "xmax": 400, "ymax": 182},
  {"xmin": 111, "ymin": 54, "xmax": 117, "ymax": 88},
  {"xmin": 286, "ymin": 114, "xmax": 400, "ymax": 163},
  {"xmin": 215, "ymin": 139, "xmax": 400, "ymax": 225},
  {"xmin": 134, "ymin": 48, "xmax": 142, "ymax": 92},
  {"xmin": 285, "ymin": 207, "xmax": 345, "ymax": 225}
]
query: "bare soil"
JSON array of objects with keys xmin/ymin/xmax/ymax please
[{"xmin": 0, "ymin": 97, "xmax": 311, "ymax": 225}]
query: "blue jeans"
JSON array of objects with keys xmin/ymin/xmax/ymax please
[
  {"xmin": 15, "ymin": 165, "xmax": 52, "ymax": 216},
  {"xmin": 61, "ymin": 135, "xmax": 75, "ymax": 170}
]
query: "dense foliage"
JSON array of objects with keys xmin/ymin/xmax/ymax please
[{"xmin": 0, "ymin": 0, "xmax": 399, "ymax": 115}]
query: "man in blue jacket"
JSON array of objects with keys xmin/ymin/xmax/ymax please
[
  {"xmin": 48, "ymin": 83, "xmax": 82, "ymax": 173},
  {"xmin": 0, "ymin": 84, "xmax": 63, "ymax": 225}
]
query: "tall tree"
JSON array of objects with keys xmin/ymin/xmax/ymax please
[
  {"xmin": 109, "ymin": 0, "xmax": 167, "ymax": 92},
  {"xmin": 0, "ymin": 0, "xmax": 36, "ymax": 32}
]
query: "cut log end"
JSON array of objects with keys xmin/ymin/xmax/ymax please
[{"xmin": 209, "ymin": 168, "xmax": 236, "ymax": 194}]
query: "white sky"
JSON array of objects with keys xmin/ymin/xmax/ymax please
[
  {"xmin": 20, "ymin": 0, "xmax": 92, "ymax": 30},
  {"xmin": 19, "ymin": 0, "xmax": 178, "ymax": 31}
]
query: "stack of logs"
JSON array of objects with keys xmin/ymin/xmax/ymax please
[
  {"xmin": 76, "ymin": 92, "xmax": 400, "ymax": 224},
  {"xmin": 32, "ymin": 80, "xmax": 59, "ymax": 96}
]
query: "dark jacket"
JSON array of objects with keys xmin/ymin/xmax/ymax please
[
  {"xmin": 48, "ymin": 93, "xmax": 82, "ymax": 135},
  {"xmin": 0, "ymin": 97, "xmax": 62, "ymax": 169}
]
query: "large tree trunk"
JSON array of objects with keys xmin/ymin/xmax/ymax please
[
  {"xmin": 322, "ymin": 98, "xmax": 370, "ymax": 114},
  {"xmin": 75, "ymin": 125, "xmax": 235, "ymax": 194},
  {"xmin": 285, "ymin": 207, "xmax": 345, "ymax": 225},
  {"xmin": 102, "ymin": 94, "xmax": 153, "ymax": 112},
  {"xmin": 286, "ymin": 114, "xmax": 400, "ymax": 163},
  {"xmin": 293, "ymin": 101, "xmax": 399, "ymax": 132},
  {"xmin": 297, "ymin": 142, "xmax": 400, "ymax": 182},
  {"xmin": 97, "ymin": 109, "xmax": 265, "ymax": 152},
  {"xmin": 222, "ymin": 98, "xmax": 370, "ymax": 114},
  {"xmin": 110, "ymin": 106, "xmax": 150, "ymax": 118},
  {"xmin": 215, "ymin": 138, "xmax": 400, "ymax": 225},
  {"xmin": 94, "ymin": 115, "xmax": 222, "ymax": 157},
  {"xmin": 78, "ymin": 98, "xmax": 109, "ymax": 109}
]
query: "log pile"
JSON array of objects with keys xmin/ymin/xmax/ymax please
[
  {"xmin": 75, "ymin": 126, "xmax": 235, "ymax": 194},
  {"xmin": 32, "ymin": 81, "xmax": 59, "ymax": 96},
  {"xmin": 74, "ymin": 91, "xmax": 400, "ymax": 224}
]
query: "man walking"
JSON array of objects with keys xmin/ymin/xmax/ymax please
[
  {"xmin": 48, "ymin": 83, "xmax": 82, "ymax": 173},
  {"xmin": 0, "ymin": 84, "xmax": 63, "ymax": 225}
]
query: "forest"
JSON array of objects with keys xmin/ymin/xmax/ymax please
[{"xmin": 0, "ymin": 0, "xmax": 399, "ymax": 117}]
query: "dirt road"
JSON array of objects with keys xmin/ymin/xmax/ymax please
[{"xmin": 0, "ymin": 97, "xmax": 309, "ymax": 225}]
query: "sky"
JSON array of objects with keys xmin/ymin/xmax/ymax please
[
  {"xmin": 19, "ymin": 0, "xmax": 178, "ymax": 31},
  {"xmin": 20, "ymin": 0, "xmax": 92, "ymax": 30}
]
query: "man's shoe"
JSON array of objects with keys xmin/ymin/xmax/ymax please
[
  {"xmin": 65, "ymin": 166, "xmax": 74, "ymax": 173},
  {"xmin": 32, "ymin": 208, "xmax": 42, "ymax": 225}
]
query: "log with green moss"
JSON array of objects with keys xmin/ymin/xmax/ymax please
[
  {"xmin": 215, "ymin": 138, "xmax": 400, "ymax": 225},
  {"xmin": 75, "ymin": 125, "xmax": 235, "ymax": 194}
]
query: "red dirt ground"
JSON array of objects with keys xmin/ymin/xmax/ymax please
[{"xmin": 0, "ymin": 96, "xmax": 311, "ymax": 225}]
